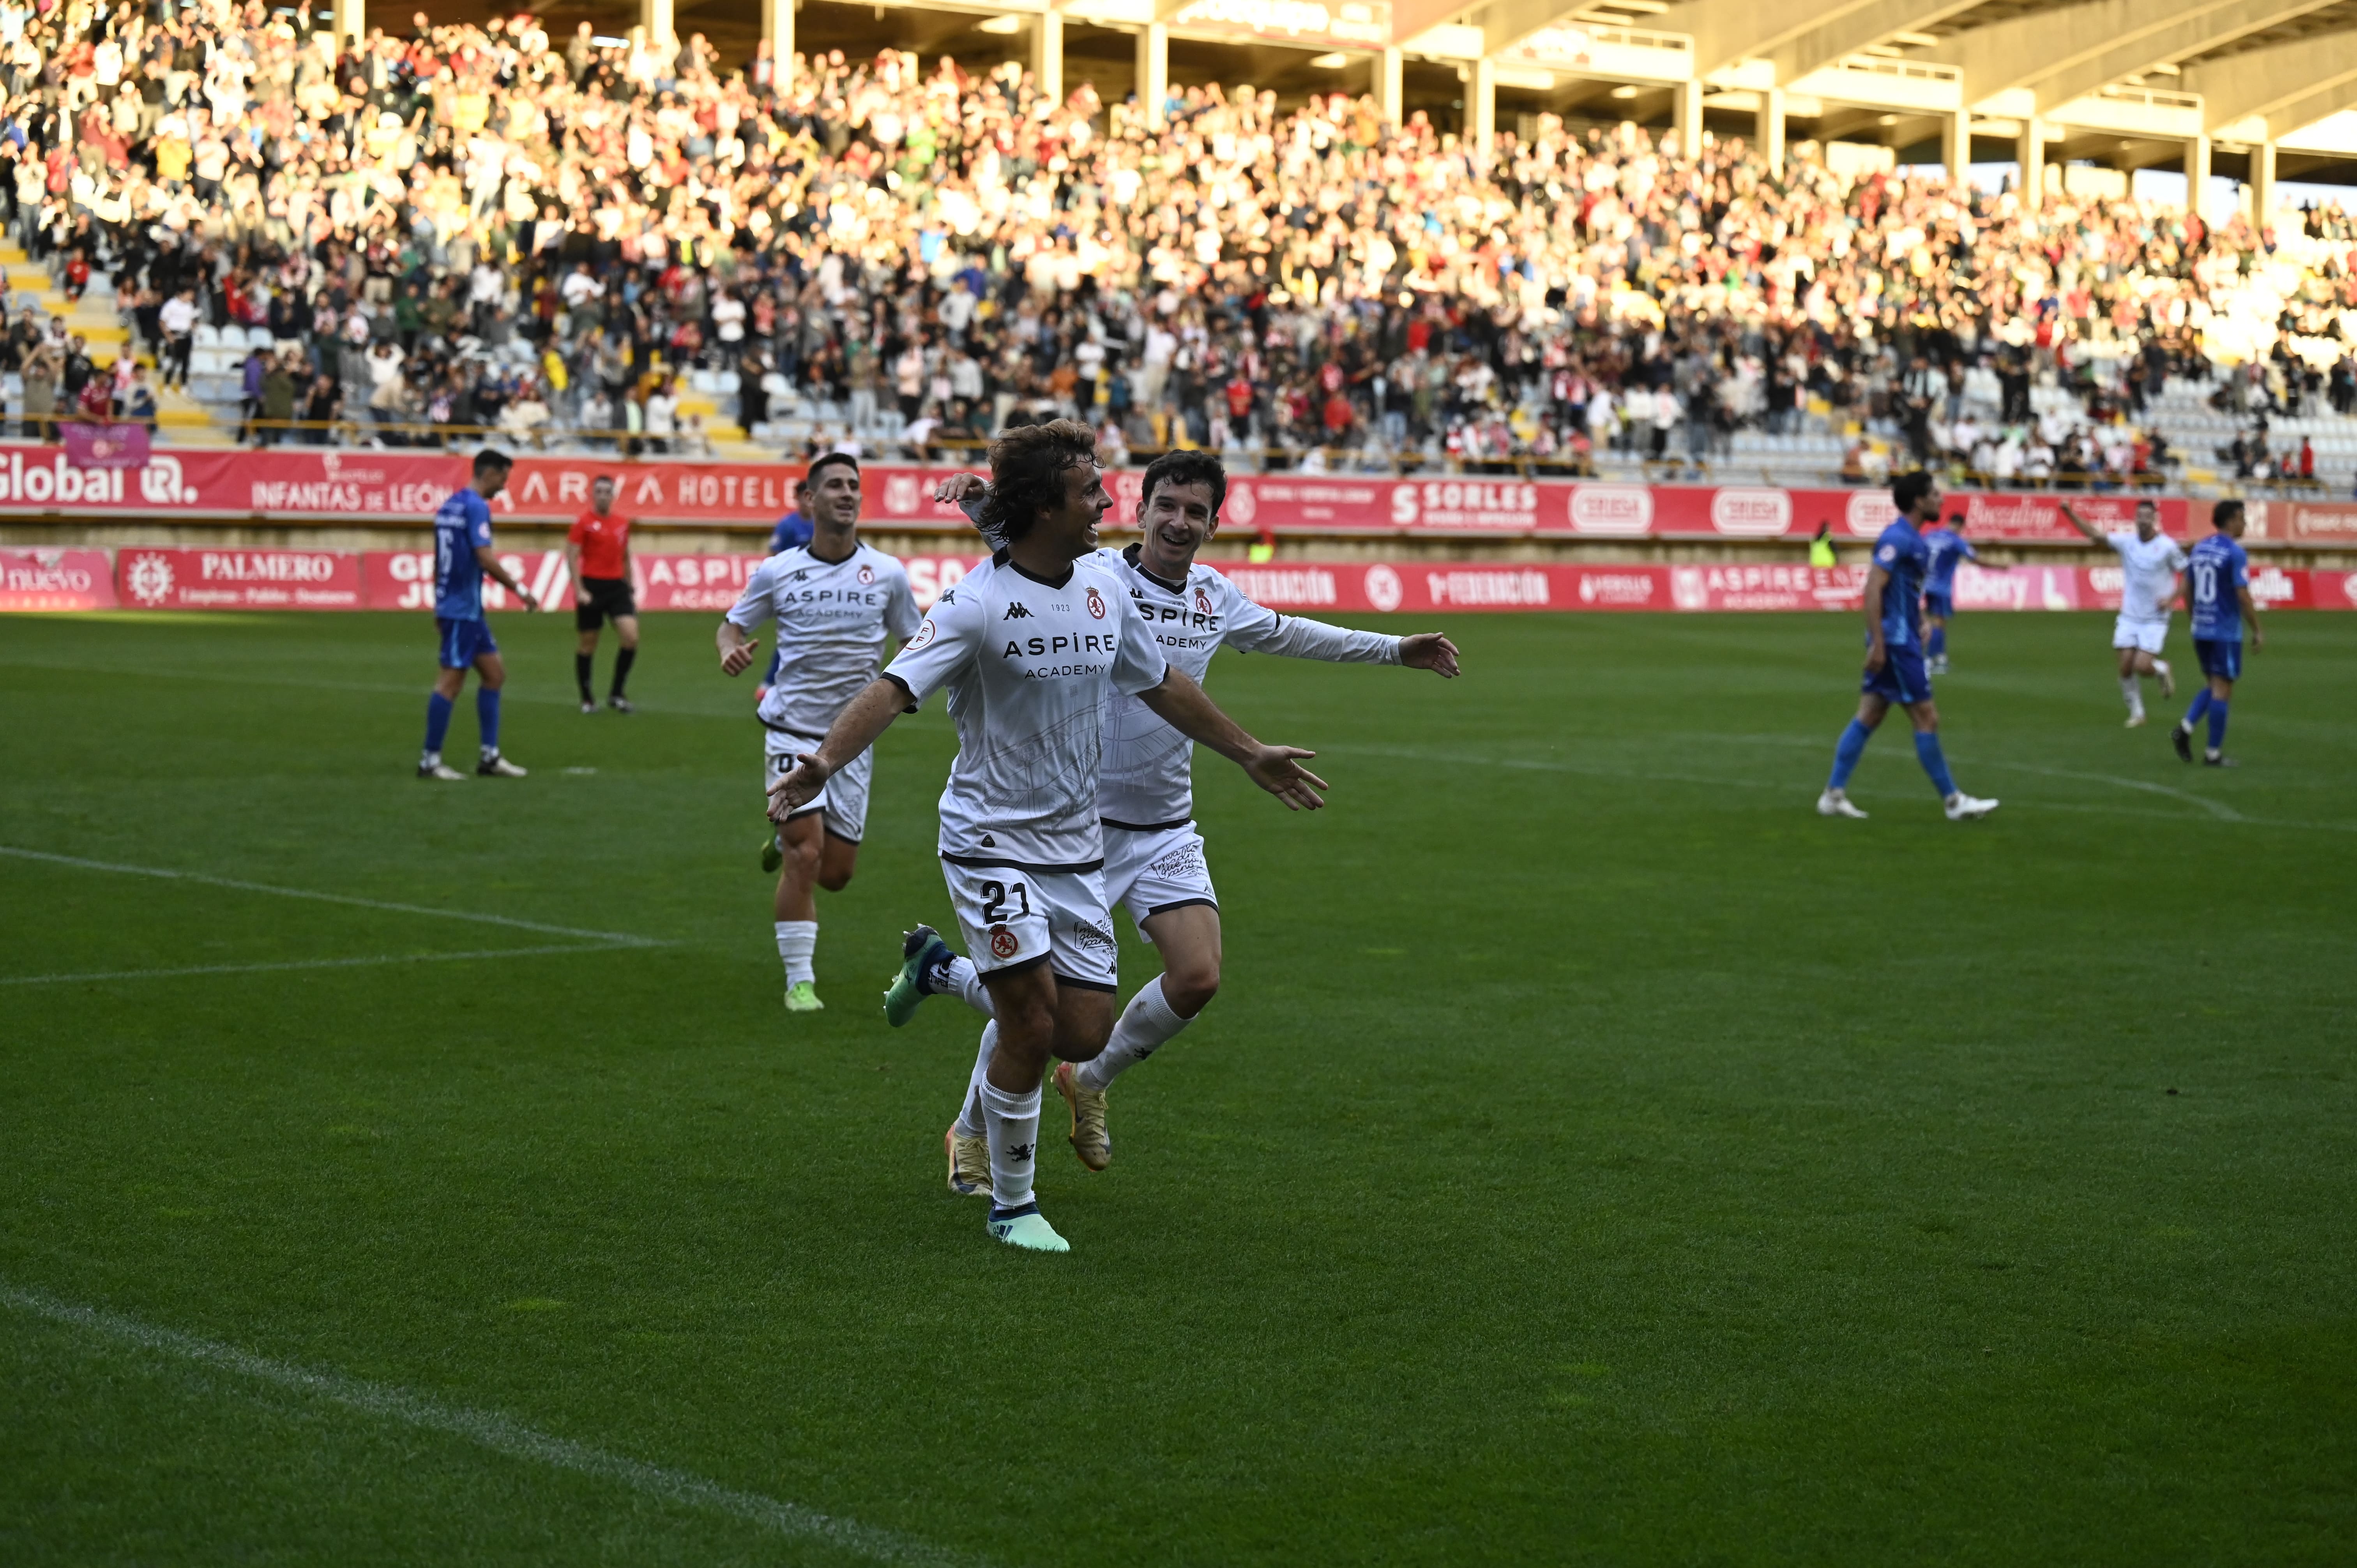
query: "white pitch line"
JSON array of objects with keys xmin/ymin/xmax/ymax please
[
  {"xmin": 1, "ymin": 943, "xmax": 643, "ymax": 987},
  {"xmin": 0, "ymin": 846, "xmax": 659, "ymax": 946},
  {"xmin": 0, "ymin": 1283, "xmax": 977, "ymax": 1568}
]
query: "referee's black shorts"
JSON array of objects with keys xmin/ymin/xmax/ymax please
[{"xmin": 575, "ymin": 575, "xmax": 637, "ymax": 630}]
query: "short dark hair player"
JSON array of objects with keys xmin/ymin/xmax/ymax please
[{"xmin": 420, "ymin": 449, "xmax": 539, "ymax": 780}]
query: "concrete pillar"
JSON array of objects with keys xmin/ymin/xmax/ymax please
[
  {"xmin": 763, "ymin": 0, "xmax": 792, "ymax": 92},
  {"xmin": 2184, "ymin": 134, "xmax": 2210, "ymax": 219},
  {"xmin": 1378, "ymin": 46, "xmax": 1404, "ymax": 131},
  {"xmin": 333, "ymin": 0, "xmax": 361, "ymax": 41},
  {"xmin": 1470, "ymin": 55, "xmax": 1495, "ymax": 159},
  {"xmin": 2251, "ymin": 138, "xmax": 2276, "ymax": 227},
  {"xmin": 2018, "ymin": 120, "xmax": 2044, "ymax": 210},
  {"xmin": 1756, "ymin": 85, "xmax": 1784, "ymax": 170},
  {"xmin": 1032, "ymin": 10, "xmax": 1063, "ymax": 108},
  {"xmin": 641, "ymin": 0, "xmax": 673, "ymax": 47},
  {"xmin": 1136, "ymin": 23, "xmax": 1168, "ymax": 128},
  {"xmin": 1671, "ymin": 77, "xmax": 1703, "ymax": 158},
  {"xmin": 1941, "ymin": 108, "xmax": 1970, "ymax": 182}
]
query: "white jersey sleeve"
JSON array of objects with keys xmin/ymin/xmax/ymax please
[
  {"xmin": 1216, "ymin": 575, "xmax": 1402, "ymax": 664},
  {"xmin": 883, "ymin": 560, "xmax": 922, "ymax": 643},
  {"xmin": 724, "ymin": 556, "xmax": 781, "ymax": 634},
  {"xmin": 883, "ymin": 576, "xmax": 986, "ymax": 706},
  {"xmin": 1104, "ymin": 562, "xmax": 1170, "ymax": 697}
]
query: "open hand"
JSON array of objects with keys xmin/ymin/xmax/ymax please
[
  {"xmin": 766, "ymin": 757, "xmax": 828, "ymax": 822},
  {"xmin": 933, "ymin": 473, "xmax": 987, "ymax": 506},
  {"xmin": 1399, "ymin": 633, "xmax": 1459, "ymax": 677},
  {"xmin": 1244, "ymin": 745, "xmax": 1328, "ymax": 811}
]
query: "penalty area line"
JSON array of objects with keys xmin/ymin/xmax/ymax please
[
  {"xmin": 0, "ymin": 1283, "xmax": 980, "ymax": 1568},
  {"xmin": 0, "ymin": 943, "xmax": 656, "ymax": 987},
  {"xmin": 0, "ymin": 846, "xmax": 661, "ymax": 946}
]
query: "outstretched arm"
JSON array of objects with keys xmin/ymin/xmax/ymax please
[
  {"xmin": 1137, "ymin": 666, "xmax": 1328, "ymax": 811},
  {"xmin": 2057, "ymin": 500, "xmax": 2103, "ymax": 544},
  {"xmin": 764, "ymin": 676, "xmax": 908, "ymax": 821}
]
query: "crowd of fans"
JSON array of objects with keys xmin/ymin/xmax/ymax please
[{"xmin": 5, "ymin": 1, "xmax": 2357, "ymax": 486}]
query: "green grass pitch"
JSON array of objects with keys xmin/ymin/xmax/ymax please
[{"xmin": 2, "ymin": 606, "xmax": 2353, "ymax": 1566}]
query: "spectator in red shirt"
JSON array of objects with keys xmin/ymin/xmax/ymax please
[
  {"xmin": 2300, "ymin": 436, "xmax": 2316, "ymax": 480},
  {"xmin": 565, "ymin": 475, "xmax": 639, "ymax": 712}
]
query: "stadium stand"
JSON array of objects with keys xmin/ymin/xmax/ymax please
[{"xmin": 6, "ymin": 0, "xmax": 2357, "ymax": 494}]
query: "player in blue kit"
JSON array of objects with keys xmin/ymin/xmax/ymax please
[
  {"xmin": 418, "ymin": 449, "xmax": 541, "ymax": 781},
  {"xmin": 1817, "ymin": 471, "xmax": 1999, "ymax": 822},
  {"xmin": 1919, "ymin": 511, "xmax": 1979, "ymax": 674},
  {"xmin": 2173, "ymin": 500, "xmax": 2263, "ymax": 767}
]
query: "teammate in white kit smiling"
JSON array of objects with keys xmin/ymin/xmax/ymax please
[
  {"xmin": 2061, "ymin": 499, "xmax": 2184, "ymax": 727},
  {"xmin": 716, "ymin": 453, "xmax": 921, "ymax": 1013},
  {"xmin": 765, "ymin": 421, "xmax": 1329, "ymax": 1254},
  {"xmin": 896, "ymin": 452, "xmax": 1459, "ymax": 1189}
]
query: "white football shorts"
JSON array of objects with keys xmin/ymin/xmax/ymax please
[
  {"xmin": 1103, "ymin": 820, "xmax": 1219, "ymax": 941},
  {"xmin": 2112, "ymin": 615, "xmax": 2170, "ymax": 656},
  {"xmin": 763, "ymin": 727, "xmax": 873, "ymax": 843},
  {"xmin": 941, "ymin": 859, "xmax": 1119, "ymax": 992}
]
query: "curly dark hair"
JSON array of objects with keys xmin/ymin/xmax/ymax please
[
  {"xmin": 979, "ymin": 419, "xmax": 1099, "ymax": 543},
  {"xmin": 1138, "ymin": 450, "xmax": 1226, "ymax": 521}
]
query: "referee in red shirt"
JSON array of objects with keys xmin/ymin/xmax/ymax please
[{"xmin": 565, "ymin": 475, "xmax": 639, "ymax": 713}]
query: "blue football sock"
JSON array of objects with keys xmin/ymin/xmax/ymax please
[
  {"xmin": 477, "ymin": 687, "xmax": 502, "ymax": 754},
  {"xmin": 1927, "ymin": 624, "xmax": 1947, "ymax": 659},
  {"xmin": 2182, "ymin": 689, "xmax": 2212, "ymax": 730},
  {"xmin": 1914, "ymin": 731, "xmax": 1958, "ymax": 797},
  {"xmin": 423, "ymin": 691, "xmax": 453, "ymax": 754},
  {"xmin": 1828, "ymin": 719, "xmax": 1873, "ymax": 790},
  {"xmin": 2207, "ymin": 699, "xmax": 2228, "ymax": 752}
]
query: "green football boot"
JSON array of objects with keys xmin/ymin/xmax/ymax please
[
  {"xmin": 986, "ymin": 1203, "xmax": 1069, "ymax": 1253},
  {"xmin": 783, "ymin": 980, "xmax": 824, "ymax": 1014},
  {"xmin": 760, "ymin": 831, "xmax": 783, "ymax": 874},
  {"xmin": 883, "ymin": 925, "xmax": 955, "ymax": 1027}
]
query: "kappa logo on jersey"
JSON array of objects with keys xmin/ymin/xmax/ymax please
[
  {"xmin": 792, "ymin": 569, "xmax": 809, "ymax": 582},
  {"xmin": 988, "ymin": 924, "xmax": 1020, "ymax": 959},
  {"xmin": 1004, "ymin": 601, "xmax": 1034, "ymax": 619},
  {"xmin": 1087, "ymin": 586, "xmax": 1106, "ymax": 619}
]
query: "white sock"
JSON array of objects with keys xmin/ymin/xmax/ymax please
[
  {"xmin": 953, "ymin": 1021, "xmax": 998, "ymax": 1137},
  {"xmin": 941, "ymin": 954, "xmax": 995, "ymax": 1016},
  {"xmin": 979, "ymin": 1076, "xmax": 1040, "ymax": 1211},
  {"xmin": 2154, "ymin": 658, "xmax": 2171, "ymax": 682},
  {"xmin": 1078, "ymin": 975, "xmax": 1192, "ymax": 1092},
  {"xmin": 774, "ymin": 920, "xmax": 817, "ymax": 987},
  {"xmin": 2120, "ymin": 674, "xmax": 2144, "ymax": 716}
]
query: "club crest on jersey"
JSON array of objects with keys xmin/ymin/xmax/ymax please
[
  {"xmin": 857, "ymin": 564, "xmax": 874, "ymax": 584},
  {"xmin": 1086, "ymin": 586, "xmax": 1106, "ymax": 620},
  {"xmin": 1194, "ymin": 586, "xmax": 1212, "ymax": 614},
  {"xmin": 1004, "ymin": 601, "xmax": 1033, "ymax": 619},
  {"xmin": 988, "ymin": 924, "xmax": 1020, "ymax": 960}
]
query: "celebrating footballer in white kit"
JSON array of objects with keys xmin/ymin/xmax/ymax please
[
  {"xmin": 717, "ymin": 452, "xmax": 921, "ymax": 1013},
  {"xmin": 2061, "ymin": 499, "xmax": 2184, "ymax": 727},
  {"xmin": 763, "ymin": 421, "xmax": 1329, "ymax": 1254},
  {"xmin": 890, "ymin": 451, "xmax": 1459, "ymax": 1192}
]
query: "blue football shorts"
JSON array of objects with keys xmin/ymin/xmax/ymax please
[
  {"xmin": 2193, "ymin": 636, "xmax": 2242, "ymax": 682},
  {"xmin": 436, "ymin": 616, "xmax": 498, "ymax": 669},
  {"xmin": 1922, "ymin": 590, "xmax": 1954, "ymax": 620},
  {"xmin": 1862, "ymin": 645, "xmax": 1933, "ymax": 705}
]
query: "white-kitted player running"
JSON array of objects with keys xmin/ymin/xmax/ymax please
[
  {"xmin": 764, "ymin": 421, "xmax": 1329, "ymax": 1253},
  {"xmin": 717, "ymin": 452, "xmax": 921, "ymax": 1013},
  {"xmin": 2062, "ymin": 498, "xmax": 2185, "ymax": 726},
  {"xmin": 891, "ymin": 451, "xmax": 1459, "ymax": 1197}
]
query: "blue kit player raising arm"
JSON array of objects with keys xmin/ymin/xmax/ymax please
[
  {"xmin": 1818, "ymin": 471, "xmax": 1999, "ymax": 822},
  {"xmin": 2173, "ymin": 500, "xmax": 2263, "ymax": 767},
  {"xmin": 419, "ymin": 449, "xmax": 540, "ymax": 781},
  {"xmin": 1919, "ymin": 509, "xmax": 1984, "ymax": 673}
]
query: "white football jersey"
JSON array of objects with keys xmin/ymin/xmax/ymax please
[
  {"xmin": 2109, "ymin": 531, "xmax": 2188, "ymax": 621},
  {"xmin": 884, "ymin": 551, "xmax": 1168, "ymax": 869},
  {"xmin": 726, "ymin": 543, "xmax": 921, "ymax": 738},
  {"xmin": 1095, "ymin": 544, "xmax": 1399, "ymax": 826}
]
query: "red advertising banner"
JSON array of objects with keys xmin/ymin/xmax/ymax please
[
  {"xmin": 117, "ymin": 547, "xmax": 363, "ymax": 610},
  {"xmin": 0, "ymin": 441, "xmax": 2224, "ymax": 546},
  {"xmin": 2250, "ymin": 499, "xmax": 2357, "ymax": 545},
  {"xmin": 0, "ymin": 546, "xmax": 115, "ymax": 609}
]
